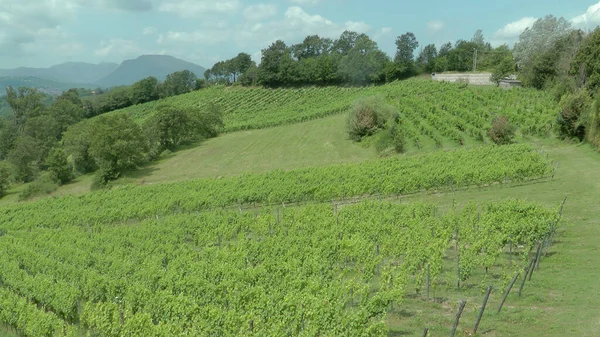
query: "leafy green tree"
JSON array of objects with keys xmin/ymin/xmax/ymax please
[
  {"xmin": 89, "ymin": 114, "xmax": 147, "ymax": 183},
  {"xmin": 292, "ymin": 35, "xmax": 333, "ymax": 59},
  {"xmin": 56, "ymin": 89, "xmax": 83, "ymax": 106},
  {"xmin": 0, "ymin": 161, "xmax": 12, "ymax": 197},
  {"xmin": 491, "ymin": 55, "xmax": 517, "ymax": 83},
  {"xmin": 62, "ymin": 120, "xmax": 97, "ymax": 173},
  {"xmin": 144, "ymin": 105, "xmax": 194, "ymax": 154},
  {"xmin": 239, "ymin": 63, "xmax": 260, "ymax": 86},
  {"xmin": 514, "ymin": 15, "xmax": 572, "ymax": 85},
  {"xmin": 162, "ymin": 70, "xmax": 198, "ymax": 97},
  {"xmin": 447, "ymin": 40, "xmax": 478, "ymax": 72},
  {"xmin": 258, "ymin": 40, "xmax": 291, "ymax": 86},
  {"xmin": 0, "ymin": 119, "xmax": 18, "ymax": 160},
  {"xmin": 334, "ymin": 31, "xmax": 360, "ymax": 55},
  {"xmin": 23, "ymin": 114, "xmax": 61, "ymax": 161},
  {"xmin": 338, "ymin": 35, "xmax": 388, "ymax": 84},
  {"xmin": 417, "ymin": 44, "xmax": 438, "ymax": 73},
  {"xmin": 5, "ymin": 86, "xmax": 44, "ymax": 130},
  {"xmin": 571, "ymin": 27, "xmax": 600, "ymax": 91},
  {"xmin": 46, "ymin": 147, "xmax": 72, "ymax": 185},
  {"xmin": 47, "ymin": 99, "xmax": 85, "ymax": 133},
  {"xmin": 8, "ymin": 135, "xmax": 42, "ymax": 182},
  {"xmin": 130, "ymin": 76, "xmax": 159, "ymax": 105},
  {"xmin": 394, "ymin": 32, "xmax": 419, "ymax": 64}
]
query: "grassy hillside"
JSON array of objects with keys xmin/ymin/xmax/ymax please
[
  {"xmin": 111, "ymin": 79, "xmax": 558, "ymax": 145},
  {"xmin": 2, "ymin": 78, "xmax": 596, "ymax": 337}
]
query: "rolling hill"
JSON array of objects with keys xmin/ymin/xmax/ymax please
[
  {"xmin": 0, "ymin": 62, "xmax": 118, "ymax": 84},
  {"xmin": 0, "ymin": 76, "xmax": 97, "ymax": 96},
  {"xmin": 96, "ymin": 55, "xmax": 206, "ymax": 87}
]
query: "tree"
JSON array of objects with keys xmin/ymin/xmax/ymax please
[
  {"xmin": 258, "ymin": 40, "xmax": 291, "ymax": 86},
  {"xmin": 62, "ymin": 120, "xmax": 97, "ymax": 173},
  {"xmin": 56, "ymin": 89, "xmax": 83, "ymax": 106},
  {"xmin": 0, "ymin": 120, "xmax": 18, "ymax": 160},
  {"xmin": 47, "ymin": 99, "xmax": 85, "ymax": 133},
  {"xmin": 0, "ymin": 161, "xmax": 12, "ymax": 197},
  {"xmin": 292, "ymin": 35, "xmax": 333, "ymax": 59},
  {"xmin": 417, "ymin": 44, "xmax": 438, "ymax": 73},
  {"xmin": 514, "ymin": 15, "xmax": 572, "ymax": 82},
  {"xmin": 144, "ymin": 104, "xmax": 195, "ymax": 154},
  {"xmin": 471, "ymin": 29, "xmax": 487, "ymax": 49},
  {"xmin": 338, "ymin": 35, "xmax": 388, "ymax": 84},
  {"xmin": 571, "ymin": 27, "xmax": 600, "ymax": 91},
  {"xmin": 162, "ymin": 70, "xmax": 198, "ymax": 97},
  {"xmin": 5, "ymin": 86, "xmax": 44, "ymax": 130},
  {"xmin": 394, "ymin": 32, "xmax": 419, "ymax": 64},
  {"xmin": 46, "ymin": 148, "xmax": 72, "ymax": 185},
  {"xmin": 239, "ymin": 63, "xmax": 260, "ymax": 86},
  {"xmin": 130, "ymin": 76, "xmax": 159, "ymax": 105},
  {"xmin": 491, "ymin": 55, "xmax": 516, "ymax": 83},
  {"xmin": 89, "ymin": 114, "xmax": 147, "ymax": 183},
  {"xmin": 23, "ymin": 114, "xmax": 61, "ymax": 161},
  {"xmin": 447, "ymin": 40, "xmax": 478, "ymax": 72},
  {"xmin": 334, "ymin": 31, "xmax": 360, "ymax": 55},
  {"xmin": 8, "ymin": 135, "xmax": 42, "ymax": 182}
]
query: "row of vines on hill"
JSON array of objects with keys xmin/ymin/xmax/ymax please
[
  {"xmin": 0, "ymin": 144, "xmax": 553, "ymax": 229},
  {"xmin": 109, "ymin": 80, "xmax": 558, "ymax": 142},
  {"xmin": 0, "ymin": 199, "xmax": 559, "ymax": 337}
]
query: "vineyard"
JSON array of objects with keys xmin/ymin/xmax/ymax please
[
  {"xmin": 110, "ymin": 80, "xmax": 559, "ymax": 150},
  {"xmin": 0, "ymin": 199, "xmax": 560, "ymax": 337},
  {"xmin": 0, "ymin": 144, "xmax": 553, "ymax": 230}
]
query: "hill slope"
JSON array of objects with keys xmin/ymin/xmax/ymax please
[
  {"xmin": 0, "ymin": 76, "xmax": 97, "ymax": 96},
  {"xmin": 96, "ymin": 55, "xmax": 206, "ymax": 87},
  {"xmin": 0, "ymin": 62, "xmax": 118, "ymax": 84}
]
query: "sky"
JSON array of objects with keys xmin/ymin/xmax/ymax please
[{"xmin": 1, "ymin": 0, "xmax": 600, "ymax": 69}]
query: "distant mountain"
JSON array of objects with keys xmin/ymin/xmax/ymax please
[
  {"xmin": 0, "ymin": 62, "xmax": 118, "ymax": 84},
  {"xmin": 96, "ymin": 55, "xmax": 206, "ymax": 87},
  {"xmin": 0, "ymin": 76, "xmax": 97, "ymax": 96}
]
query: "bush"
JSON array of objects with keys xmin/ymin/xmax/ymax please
[
  {"xmin": 374, "ymin": 115, "xmax": 406, "ymax": 155},
  {"xmin": 556, "ymin": 89, "xmax": 592, "ymax": 141},
  {"xmin": 347, "ymin": 96, "xmax": 396, "ymax": 141},
  {"xmin": 587, "ymin": 97, "xmax": 600, "ymax": 149},
  {"xmin": 488, "ymin": 115, "xmax": 516, "ymax": 145},
  {"xmin": 18, "ymin": 172, "xmax": 59, "ymax": 201}
]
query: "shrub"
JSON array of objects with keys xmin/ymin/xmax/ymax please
[
  {"xmin": 556, "ymin": 89, "xmax": 592, "ymax": 141},
  {"xmin": 374, "ymin": 115, "xmax": 406, "ymax": 155},
  {"xmin": 347, "ymin": 96, "xmax": 396, "ymax": 141},
  {"xmin": 18, "ymin": 172, "xmax": 59, "ymax": 201},
  {"xmin": 488, "ymin": 115, "xmax": 516, "ymax": 145},
  {"xmin": 587, "ymin": 97, "xmax": 600, "ymax": 149}
]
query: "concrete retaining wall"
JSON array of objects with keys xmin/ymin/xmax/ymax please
[{"xmin": 431, "ymin": 73, "xmax": 493, "ymax": 86}]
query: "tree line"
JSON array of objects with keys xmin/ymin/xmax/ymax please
[
  {"xmin": 203, "ymin": 30, "xmax": 514, "ymax": 87},
  {"xmin": 0, "ymin": 85, "xmax": 222, "ymax": 199},
  {"xmin": 82, "ymin": 70, "xmax": 203, "ymax": 118}
]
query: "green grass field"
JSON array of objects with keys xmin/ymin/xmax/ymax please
[{"xmin": 0, "ymin": 80, "xmax": 599, "ymax": 336}]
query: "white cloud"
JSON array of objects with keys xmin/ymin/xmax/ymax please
[
  {"xmin": 234, "ymin": 6, "xmax": 371, "ymax": 49},
  {"xmin": 157, "ymin": 30, "xmax": 231, "ymax": 45},
  {"xmin": 94, "ymin": 39, "xmax": 142, "ymax": 60},
  {"xmin": 143, "ymin": 27, "xmax": 157, "ymax": 35},
  {"xmin": 289, "ymin": 0, "xmax": 322, "ymax": 6},
  {"xmin": 159, "ymin": 0, "xmax": 242, "ymax": 18},
  {"xmin": 494, "ymin": 17, "xmax": 537, "ymax": 39},
  {"xmin": 426, "ymin": 20, "xmax": 445, "ymax": 33},
  {"xmin": 373, "ymin": 27, "xmax": 392, "ymax": 41},
  {"xmin": 244, "ymin": 4, "xmax": 278, "ymax": 21},
  {"xmin": 571, "ymin": 1, "xmax": 600, "ymax": 30}
]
